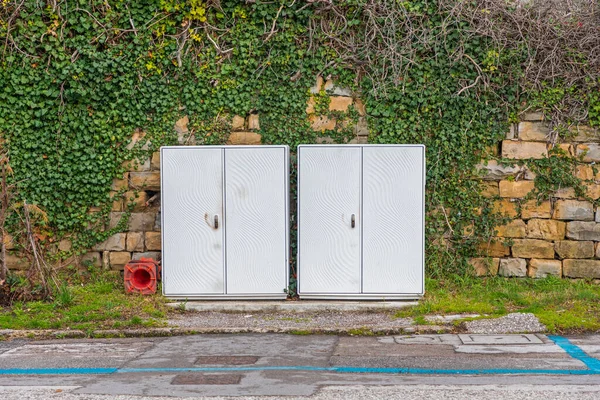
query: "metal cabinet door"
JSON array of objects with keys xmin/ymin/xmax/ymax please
[
  {"xmin": 161, "ymin": 147, "xmax": 224, "ymax": 295},
  {"xmin": 224, "ymin": 147, "xmax": 288, "ymax": 294},
  {"xmin": 362, "ymin": 146, "xmax": 424, "ymax": 294},
  {"xmin": 298, "ymin": 146, "xmax": 361, "ymax": 294}
]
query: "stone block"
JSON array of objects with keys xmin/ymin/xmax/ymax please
[
  {"xmin": 596, "ymin": 209, "xmax": 600, "ymax": 223},
  {"xmin": 126, "ymin": 232, "xmax": 144, "ymax": 252},
  {"xmin": 518, "ymin": 121, "xmax": 549, "ymax": 141},
  {"xmin": 576, "ymin": 165, "xmax": 593, "ymax": 180},
  {"xmin": 2, "ymin": 233, "xmax": 15, "ymax": 250},
  {"xmin": 492, "ymin": 199, "xmax": 518, "ymax": 218},
  {"xmin": 570, "ymin": 125, "xmax": 599, "ymax": 142},
  {"xmin": 128, "ymin": 213, "xmax": 156, "ymax": 231},
  {"xmin": 327, "ymin": 84, "xmax": 352, "ymax": 97},
  {"xmin": 111, "ymin": 191, "xmax": 123, "ymax": 212},
  {"xmin": 231, "ymin": 115, "xmax": 245, "ymax": 130},
  {"xmin": 506, "ymin": 124, "xmax": 516, "ymax": 140},
  {"xmin": 354, "ymin": 117, "xmax": 368, "ymax": 137},
  {"xmin": 175, "ymin": 116, "xmax": 189, "ymax": 134},
  {"xmin": 559, "ymin": 143, "xmax": 574, "ymax": 157},
  {"xmin": 521, "ymin": 200, "xmax": 551, "ymax": 219},
  {"xmin": 553, "ymin": 187, "xmax": 576, "ymax": 199},
  {"xmin": 111, "ymin": 173, "xmax": 129, "ymax": 191},
  {"xmin": 309, "ymin": 115, "xmax": 336, "ymax": 131},
  {"xmin": 329, "ymin": 96, "xmax": 353, "ymax": 112},
  {"xmin": 126, "ymin": 129, "xmax": 148, "ymax": 150},
  {"xmin": 526, "ymin": 219, "xmax": 566, "ymax": 240},
  {"xmin": 555, "ymin": 240, "xmax": 594, "ymax": 259},
  {"xmin": 310, "ymin": 75, "xmax": 324, "ymax": 94},
  {"xmin": 109, "ymin": 252, "xmax": 131, "ymax": 270},
  {"xmin": 563, "ymin": 259, "xmax": 600, "ymax": 278},
  {"xmin": 528, "ymin": 259, "xmax": 562, "ymax": 278},
  {"xmin": 132, "ymin": 252, "xmax": 161, "ymax": 261},
  {"xmin": 566, "ymin": 221, "xmax": 600, "ymax": 241},
  {"xmin": 227, "ymin": 131, "xmax": 261, "ymax": 145},
  {"xmin": 596, "ymin": 242, "xmax": 600, "ymax": 258},
  {"xmin": 109, "ymin": 212, "xmax": 126, "ymax": 229},
  {"xmin": 496, "ymin": 219, "xmax": 526, "ymax": 238},
  {"xmin": 145, "ymin": 232, "xmax": 161, "ymax": 251},
  {"xmin": 58, "ymin": 239, "xmax": 72, "ymax": 252},
  {"xmin": 306, "ymin": 97, "xmax": 315, "ymax": 114},
  {"xmin": 521, "ymin": 112, "xmax": 544, "ymax": 121},
  {"xmin": 478, "ymin": 241, "xmax": 510, "ymax": 257},
  {"xmin": 576, "ymin": 143, "xmax": 600, "ymax": 162},
  {"xmin": 484, "ymin": 143, "xmax": 500, "ymax": 157},
  {"xmin": 102, "ymin": 251, "xmax": 110, "ymax": 269},
  {"xmin": 469, "ymin": 258, "xmax": 500, "ymax": 276},
  {"xmin": 511, "ymin": 239, "xmax": 555, "ymax": 259},
  {"xmin": 481, "ymin": 181, "xmax": 499, "ymax": 197},
  {"xmin": 553, "ymin": 200, "xmax": 594, "ymax": 221},
  {"xmin": 80, "ymin": 252, "xmax": 102, "ymax": 268},
  {"xmin": 124, "ymin": 191, "xmax": 149, "ymax": 212},
  {"xmin": 247, "ymin": 114, "xmax": 260, "ymax": 130},
  {"xmin": 585, "ymin": 184, "xmax": 600, "ymax": 200},
  {"xmin": 151, "ymin": 152, "xmax": 160, "ymax": 170},
  {"xmin": 93, "ymin": 233, "xmax": 126, "ymax": 251},
  {"xmin": 354, "ymin": 98, "xmax": 366, "ymax": 116},
  {"xmin": 499, "ymin": 258, "xmax": 527, "ymax": 277},
  {"xmin": 502, "ymin": 141, "xmax": 548, "ymax": 159},
  {"xmin": 129, "ymin": 172, "xmax": 160, "ymax": 191},
  {"xmin": 5, "ymin": 254, "xmax": 28, "ymax": 270},
  {"xmin": 476, "ymin": 160, "xmax": 520, "ymax": 180},
  {"xmin": 499, "ymin": 180, "xmax": 535, "ymax": 198}
]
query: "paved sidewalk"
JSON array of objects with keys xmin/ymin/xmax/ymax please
[{"xmin": 0, "ymin": 333, "xmax": 599, "ymax": 399}]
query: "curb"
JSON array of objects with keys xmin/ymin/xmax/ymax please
[
  {"xmin": 0, "ymin": 324, "xmax": 454, "ymax": 341},
  {"xmin": 167, "ymin": 301, "xmax": 419, "ymax": 313}
]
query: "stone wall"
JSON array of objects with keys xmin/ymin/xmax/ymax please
[
  {"xmin": 5, "ymin": 78, "xmax": 600, "ymax": 280},
  {"xmin": 471, "ymin": 113, "xmax": 600, "ymax": 280}
]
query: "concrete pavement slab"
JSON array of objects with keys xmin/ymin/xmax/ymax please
[
  {"xmin": 169, "ymin": 301, "xmax": 418, "ymax": 313},
  {"xmin": 0, "ymin": 339, "xmax": 158, "ymax": 369},
  {"xmin": 123, "ymin": 334, "xmax": 337, "ymax": 369},
  {"xmin": 458, "ymin": 334, "xmax": 544, "ymax": 345}
]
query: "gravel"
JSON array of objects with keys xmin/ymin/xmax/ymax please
[
  {"xmin": 168, "ymin": 311, "xmax": 415, "ymax": 332},
  {"xmin": 464, "ymin": 313, "xmax": 546, "ymax": 334},
  {"xmin": 2, "ymin": 385, "xmax": 600, "ymax": 400}
]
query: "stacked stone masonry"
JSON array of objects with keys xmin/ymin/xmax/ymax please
[
  {"xmin": 472, "ymin": 112, "xmax": 600, "ymax": 279},
  {"xmin": 5, "ymin": 77, "xmax": 600, "ymax": 281}
]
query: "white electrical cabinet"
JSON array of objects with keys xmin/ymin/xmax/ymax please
[
  {"xmin": 297, "ymin": 145, "xmax": 425, "ymax": 299},
  {"xmin": 161, "ymin": 145, "xmax": 289, "ymax": 299}
]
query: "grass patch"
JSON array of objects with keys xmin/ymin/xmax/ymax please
[
  {"xmin": 0, "ymin": 270, "xmax": 170, "ymax": 331},
  {"xmin": 395, "ymin": 275, "xmax": 600, "ymax": 333}
]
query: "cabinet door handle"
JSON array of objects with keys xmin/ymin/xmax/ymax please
[
  {"xmin": 351, "ymin": 214, "xmax": 356, "ymax": 228},
  {"xmin": 214, "ymin": 215, "xmax": 219, "ymax": 229}
]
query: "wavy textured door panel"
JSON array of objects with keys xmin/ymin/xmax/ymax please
[
  {"xmin": 161, "ymin": 148, "xmax": 224, "ymax": 295},
  {"xmin": 225, "ymin": 147, "xmax": 288, "ymax": 294},
  {"xmin": 298, "ymin": 146, "xmax": 361, "ymax": 294},
  {"xmin": 362, "ymin": 146, "xmax": 424, "ymax": 294}
]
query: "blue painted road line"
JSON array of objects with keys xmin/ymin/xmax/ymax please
[
  {"xmin": 0, "ymin": 365, "xmax": 598, "ymax": 376},
  {"xmin": 0, "ymin": 336, "xmax": 598, "ymax": 376},
  {"xmin": 0, "ymin": 368, "xmax": 118, "ymax": 375},
  {"xmin": 548, "ymin": 335, "xmax": 600, "ymax": 372}
]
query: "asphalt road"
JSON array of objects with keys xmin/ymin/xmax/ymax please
[{"xmin": 0, "ymin": 333, "xmax": 599, "ymax": 399}]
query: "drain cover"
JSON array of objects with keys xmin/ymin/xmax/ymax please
[
  {"xmin": 171, "ymin": 374, "xmax": 242, "ymax": 385},
  {"xmin": 195, "ymin": 356, "xmax": 259, "ymax": 365}
]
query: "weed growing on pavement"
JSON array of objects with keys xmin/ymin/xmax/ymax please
[{"xmin": 395, "ymin": 276, "xmax": 600, "ymax": 333}]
